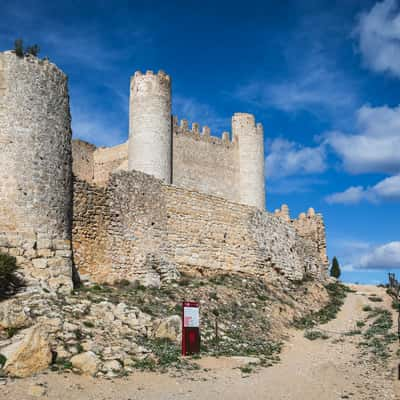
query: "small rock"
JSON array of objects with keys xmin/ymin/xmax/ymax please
[
  {"xmin": 27, "ymin": 384, "xmax": 47, "ymax": 397},
  {"xmin": 154, "ymin": 315, "xmax": 181, "ymax": 343},
  {"xmin": 71, "ymin": 351, "xmax": 101, "ymax": 376},
  {"xmin": 103, "ymin": 360, "xmax": 122, "ymax": 373}
]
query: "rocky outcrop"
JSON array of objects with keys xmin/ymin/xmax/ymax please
[{"xmin": 2, "ymin": 324, "xmax": 52, "ymax": 377}]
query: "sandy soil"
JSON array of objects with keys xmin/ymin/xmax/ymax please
[{"xmin": 1, "ymin": 284, "xmax": 399, "ymax": 400}]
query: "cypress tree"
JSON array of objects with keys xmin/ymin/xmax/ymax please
[{"xmin": 330, "ymin": 256, "xmax": 341, "ymax": 279}]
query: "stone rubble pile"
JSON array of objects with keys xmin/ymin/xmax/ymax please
[{"xmin": 0, "ymin": 288, "xmax": 179, "ymax": 378}]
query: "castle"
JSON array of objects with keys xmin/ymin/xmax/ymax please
[{"xmin": 0, "ymin": 51, "xmax": 329, "ymax": 293}]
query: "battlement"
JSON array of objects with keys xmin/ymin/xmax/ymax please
[
  {"xmin": 172, "ymin": 116, "xmax": 235, "ymax": 148},
  {"xmin": 274, "ymin": 204, "xmax": 328, "ymax": 266},
  {"xmin": 0, "ymin": 50, "xmax": 67, "ymax": 79}
]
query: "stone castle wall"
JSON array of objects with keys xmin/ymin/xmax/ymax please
[
  {"xmin": 172, "ymin": 118, "xmax": 240, "ymax": 202},
  {"xmin": 0, "ymin": 52, "xmax": 73, "ymax": 292},
  {"xmin": 72, "ymin": 120, "xmax": 243, "ymax": 203},
  {"xmin": 73, "ymin": 170, "xmax": 327, "ymax": 287},
  {"xmin": 274, "ymin": 205, "xmax": 328, "ymax": 267},
  {"xmin": 72, "ymin": 126, "xmax": 242, "ymax": 203}
]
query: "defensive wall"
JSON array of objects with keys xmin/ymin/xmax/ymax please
[
  {"xmin": 0, "ymin": 50, "xmax": 328, "ymax": 293},
  {"xmin": 72, "ymin": 70, "xmax": 265, "ymax": 208},
  {"xmin": 72, "ymin": 171, "xmax": 328, "ymax": 287}
]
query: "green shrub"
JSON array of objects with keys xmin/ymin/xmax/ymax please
[
  {"xmin": 304, "ymin": 330, "xmax": 329, "ymax": 340},
  {"xmin": 0, "ymin": 252, "xmax": 24, "ymax": 300},
  {"xmin": 330, "ymin": 256, "xmax": 341, "ymax": 279},
  {"xmin": 25, "ymin": 44, "xmax": 40, "ymax": 57},
  {"xmin": 368, "ymin": 296, "xmax": 383, "ymax": 302},
  {"xmin": 14, "ymin": 39, "xmax": 24, "ymax": 57},
  {"xmin": 0, "ymin": 354, "xmax": 6, "ymax": 368}
]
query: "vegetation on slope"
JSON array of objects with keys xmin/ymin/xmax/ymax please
[
  {"xmin": 73, "ymin": 272, "xmax": 327, "ymax": 371},
  {"xmin": 293, "ymin": 282, "xmax": 351, "ymax": 330}
]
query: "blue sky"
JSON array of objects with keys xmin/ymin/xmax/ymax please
[{"xmin": 1, "ymin": 0, "xmax": 399, "ymax": 284}]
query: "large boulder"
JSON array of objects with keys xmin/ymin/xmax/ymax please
[
  {"xmin": 71, "ymin": 351, "xmax": 101, "ymax": 376},
  {"xmin": 2, "ymin": 324, "xmax": 52, "ymax": 377},
  {"xmin": 153, "ymin": 315, "xmax": 181, "ymax": 343}
]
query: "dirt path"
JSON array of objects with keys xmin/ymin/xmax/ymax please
[{"xmin": 2, "ymin": 285, "xmax": 399, "ymax": 400}]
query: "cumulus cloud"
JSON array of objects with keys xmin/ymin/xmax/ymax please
[
  {"xmin": 325, "ymin": 105, "xmax": 400, "ymax": 175},
  {"xmin": 326, "ymin": 186, "xmax": 369, "ymax": 205},
  {"xmin": 326, "ymin": 174, "xmax": 400, "ymax": 204},
  {"xmin": 265, "ymin": 138, "xmax": 326, "ymax": 179},
  {"xmin": 359, "ymin": 241, "xmax": 400, "ymax": 269},
  {"xmin": 357, "ymin": 0, "xmax": 400, "ymax": 77}
]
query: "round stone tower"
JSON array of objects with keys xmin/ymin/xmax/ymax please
[
  {"xmin": 128, "ymin": 70, "xmax": 172, "ymax": 183},
  {"xmin": 0, "ymin": 51, "xmax": 73, "ymax": 291},
  {"xmin": 232, "ymin": 113, "xmax": 265, "ymax": 210}
]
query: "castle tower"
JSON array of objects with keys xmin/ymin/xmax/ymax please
[
  {"xmin": 128, "ymin": 70, "xmax": 172, "ymax": 183},
  {"xmin": 0, "ymin": 51, "xmax": 73, "ymax": 291},
  {"xmin": 232, "ymin": 113, "xmax": 265, "ymax": 209}
]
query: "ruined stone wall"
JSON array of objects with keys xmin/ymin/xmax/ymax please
[
  {"xmin": 93, "ymin": 142, "xmax": 128, "ymax": 185},
  {"xmin": 172, "ymin": 119, "xmax": 240, "ymax": 203},
  {"xmin": 0, "ymin": 51, "xmax": 73, "ymax": 292},
  {"xmin": 274, "ymin": 205, "xmax": 329, "ymax": 275},
  {"xmin": 73, "ymin": 171, "xmax": 327, "ymax": 286},
  {"xmin": 291, "ymin": 209, "xmax": 329, "ymax": 268},
  {"xmin": 72, "ymin": 140, "xmax": 95, "ymax": 182}
]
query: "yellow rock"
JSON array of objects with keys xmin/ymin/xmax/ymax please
[{"xmin": 3, "ymin": 324, "xmax": 52, "ymax": 377}]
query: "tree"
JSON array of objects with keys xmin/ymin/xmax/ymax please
[
  {"xmin": 14, "ymin": 39, "xmax": 24, "ymax": 57},
  {"xmin": 26, "ymin": 44, "xmax": 40, "ymax": 57},
  {"xmin": 330, "ymin": 256, "xmax": 341, "ymax": 279}
]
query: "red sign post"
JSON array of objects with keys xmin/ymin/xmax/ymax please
[{"xmin": 181, "ymin": 301, "xmax": 200, "ymax": 356}]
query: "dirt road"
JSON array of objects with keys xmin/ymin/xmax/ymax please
[{"xmin": 1, "ymin": 285, "xmax": 399, "ymax": 400}]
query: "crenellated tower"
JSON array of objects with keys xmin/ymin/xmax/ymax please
[
  {"xmin": 232, "ymin": 113, "xmax": 265, "ymax": 210},
  {"xmin": 128, "ymin": 70, "xmax": 172, "ymax": 183}
]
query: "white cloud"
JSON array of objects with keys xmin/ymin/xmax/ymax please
[
  {"xmin": 326, "ymin": 174, "xmax": 400, "ymax": 204},
  {"xmin": 359, "ymin": 241, "xmax": 400, "ymax": 269},
  {"xmin": 325, "ymin": 104, "xmax": 400, "ymax": 175},
  {"xmin": 326, "ymin": 186, "xmax": 369, "ymax": 205},
  {"xmin": 265, "ymin": 138, "xmax": 326, "ymax": 179},
  {"xmin": 357, "ymin": 0, "xmax": 400, "ymax": 77},
  {"xmin": 234, "ymin": 46, "xmax": 358, "ymax": 116},
  {"xmin": 373, "ymin": 174, "xmax": 400, "ymax": 199}
]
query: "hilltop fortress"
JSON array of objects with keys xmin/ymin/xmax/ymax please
[{"xmin": 0, "ymin": 51, "xmax": 329, "ymax": 293}]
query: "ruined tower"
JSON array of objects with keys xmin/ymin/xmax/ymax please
[
  {"xmin": 232, "ymin": 113, "xmax": 265, "ymax": 209},
  {"xmin": 128, "ymin": 70, "xmax": 172, "ymax": 183},
  {"xmin": 0, "ymin": 51, "xmax": 73, "ymax": 292}
]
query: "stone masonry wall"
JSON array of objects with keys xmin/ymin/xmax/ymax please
[
  {"xmin": 71, "ymin": 119, "xmax": 241, "ymax": 203},
  {"xmin": 93, "ymin": 142, "xmax": 128, "ymax": 185},
  {"xmin": 73, "ymin": 171, "xmax": 327, "ymax": 286},
  {"xmin": 72, "ymin": 140, "xmax": 95, "ymax": 182},
  {"xmin": 0, "ymin": 51, "xmax": 73, "ymax": 292},
  {"xmin": 172, "ymin": 119, "xmax": 240, "ymax": 203}
]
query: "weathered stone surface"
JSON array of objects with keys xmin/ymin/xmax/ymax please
[
  {"xmin": 0, "ymin": 298, "xmax": 32, "ymax": 329},
  {"xmin": 154, "ymin": 315, "xmax": 181, "ymax": 343},
  {"xmin": 2, "ymin": 324, "xmax": 52, "ymax": 377},
  {"xmin": 70, "ymin": 351, "xmax": 101, "ymax": 376},
  {"xmin": 27, "ymin": 384, "xmax": 47, "ymax": 397},
  {"xmin": 73, "ymin": 171, "xmax": 328, "ymax": 284},
  {"xmin": 0, "ymin": 51, "xmax": 73, "ymax": 293}
]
